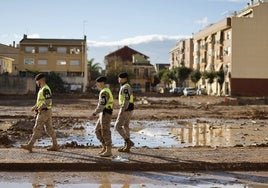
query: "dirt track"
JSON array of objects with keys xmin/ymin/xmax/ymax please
[{"xmin": 0, "ymin": 94, "xmax": 268, "ymax": 171}]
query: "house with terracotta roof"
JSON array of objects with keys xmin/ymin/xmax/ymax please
[{"xmin": 104, "ymin": 46, "xmax": 155, "ymax": 92}]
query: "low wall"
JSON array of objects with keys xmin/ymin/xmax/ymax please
[{"xmin": 0, "ymin": 76, "xmax": 35, "ymax": 95}]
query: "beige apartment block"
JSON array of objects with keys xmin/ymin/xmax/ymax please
[
  {"xmin": 18, "ymin": 35, "xmax": 88, "ymax": 92},
  {"xmin": 170, "ymin": 38, "xmax": 193, "ymax": 69},
  {"xmin": 193, "ymin": 0, "xmax": 268, "ymax": 96},
  {"xmin": 169, "ymin": 38, "xmax": 194, "ymax": 87}
]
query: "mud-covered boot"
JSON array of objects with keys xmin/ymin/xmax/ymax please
[
  {"xmin": 21, "ymin": 139, "xmax": 35, "ymax": 152},
  {"xmin": 47, "ymin": 144, "xmax": 59, "ymax": 151},
  {"xmin": 118, "ymin": 142, "xmax": 127, "ymax": 152},
  {"xmin": 100, "ymin": 146, "xmax": 112, "ymax": 157},
  {"xmin": 47, "ymin": 137, "xmax": 59, "ymax": 151},
  {"xmin": 98, "ymin": 144, "xmax": 106, "ymax": 155},
  {"xmin": 21, "ymin": 144, "xmax": 33, "ymax": 153},
  {"xmin": 122, "ymin": 138, "xmax": 134, "ymax": 153}
]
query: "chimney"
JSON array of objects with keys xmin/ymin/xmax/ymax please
[
  {"xmin": 23, "ymin": 34, "xmax": 27, "ymax": 39},
  {"xmin": 13, "ymin": 41, "xmax": 15, "ymax": 48}
]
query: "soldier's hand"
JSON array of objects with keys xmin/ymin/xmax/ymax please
[{"xmin": 92, "ymin": 113, "xmax": 97, "ymax": 117}]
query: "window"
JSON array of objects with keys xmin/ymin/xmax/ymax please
[
  {"xmin": 57, "ymin": 47, "xmax": 67, "ymax": 54},
  {"xmin": 70, "ymin": 47, "xmax": 81, "ymax": 54},
  {"xmin": 70, "ymin": 60, "xmax": 79, "ymax": 66},
  {"xmin": 38, "ymin": 59, "xmax": 47, "ymax": 65},
  {"xmin": 38, "ymin": 47, "xmax": 48, "ymax": 54},
  {"xmin": 134, "ymin": 68, "xmax": 139, "ymax": 76},
  {"xmin": 227, "ymin": 47, "xmax": 231, "ymax": 56},
  {"xmin": 57, "ymin": 60, "xmax": 66, "ymax": 66},
  {"xmin": 25, "ymin": 46, "xmax": 35, "ymax": 53},
  {"xmin": 194, "ymin": 56, "xmax": 199, "ymax": 64},
  {"xmin": 143, "ymin": 68, "xmax": 149, "ymax": 78},
  {"xmin": 24, "ymin": 58, "xmax": 34, "ymax": 65},
  {"xmin": 227, "ymin": 31, "xmax": 231, "ymax": 40},
  {"xmin": 194, "ymin": 43, "xmax": 199, "ymax": 52}
]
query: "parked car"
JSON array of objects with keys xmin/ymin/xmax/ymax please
[
  {"xmin": 169, "ymin": 87, "xmax": 183, "ymax": 95},
  {"xmin": 196, "ymin": 88, "xmax": 207, "ymax": 95},
  {"xmin": 183, "ymin": 87, "xmax": 196, "ymax": 96}
]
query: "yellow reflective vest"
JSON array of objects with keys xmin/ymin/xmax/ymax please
[
  {"xmin": 36, "ymin": 84, "xmax": 52, "ymax": 109},
  {"xmin": 119, "ymin": 83, "xmax": 134, "ymax": 105},
  {"xmin": 101, "ymin": 87, "xmax": 113, "ymax": 109}
]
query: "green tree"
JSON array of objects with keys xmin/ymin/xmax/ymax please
[
  {"xmin": 87, "ymin": 58, "xmax": 102, "ymax": 81},
  {"xmin": 216, "ymin": 69, "xmax": 225, "ymax": 95},
  {"xmin": 150, "ymin": 74, "xmax": 161, "ymax": 87},
  {"xmin": 203, "ymin": 71, "xmax": 216, "ymax": 94},
  {"xmin": 46, "ymin": 72, "xmax": 66, "ymax": 93},
  {"xmin": 158, "ymin": 69, "xmax": 173, "ymax": 88},
  {"xmin": 174, "ymin": 66, "xmax": 192, "ymax": 87},
  {"xmin": 190, "ymin": 69, "xmax": 202, "ymax": 87}
]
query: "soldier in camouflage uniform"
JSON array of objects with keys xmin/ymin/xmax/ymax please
[
  {"xmin": 115, "ymin": 72, "xmax": 135, "ymax": 152},
  {"xmin": 92, "ymin": 76, "xmax": 114, "ymax": 157},
  {"xmin": 21, "ymin": 73, "xmax": 58, "ymax": 152}
]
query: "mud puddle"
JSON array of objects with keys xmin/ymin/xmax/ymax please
[
  {"xmin": 0, "ymin": 171, "xmax": 268, "ymax": 188},
  {"xmin": 8, "ymin": 119, "xmax": 268, "ymax": 148}
]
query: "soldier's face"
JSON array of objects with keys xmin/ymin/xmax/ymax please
[
  {"xmin": 36, "ymin": 80, "xmax": 41, "ymax": 87},
  {"xmin": 118, "ymin": 77, "xmax": 126, "ymax": 84},
  {"xmin": 96, "ymin": 82, "xmax": 103, "ymax": 90}
]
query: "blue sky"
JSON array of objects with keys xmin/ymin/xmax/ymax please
[{"xmin": 0, "ymin": 0, "xmax": 248, "ymax": 67}]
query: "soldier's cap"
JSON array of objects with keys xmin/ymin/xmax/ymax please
[
  {"xmin": 35, "ymin": 73, "xmax": 45, "ymax": 81},
  {"xmin": 118, "ymin": 72, "xmax": 128, "ymax": 78},
  {"xmin": 95, "ymin": 76, "xmax": 107, "ymax": 83}
]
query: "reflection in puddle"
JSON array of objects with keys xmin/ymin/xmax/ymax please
[
  {"xmin": 1, "ymin": 171, "xmax": 268, "ymax": 188},
  {"xmin": 11, "ymin": 120, "xmax": 268, "ymax": 148}
]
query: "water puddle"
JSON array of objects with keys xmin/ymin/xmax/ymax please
[
  {"xmin": 11, "ymin": 119, "xmax": 268, "ymax": 148},
  {"xmin": 0, "ymin": 171, "xmax": 268, "ymax": 188}
]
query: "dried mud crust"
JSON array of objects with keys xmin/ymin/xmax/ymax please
[
  {"xmin": 0, "ymin": 95, "xmax": 268, "ymax": 171},
  {"xmin": 0, "ymin": 95, "xmax": 268, "ymax": 147}
]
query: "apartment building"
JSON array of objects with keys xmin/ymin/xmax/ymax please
[
  {"xmin": 193, "ymin": 0, "xmax": 268, "ymax": 96},
  {"xmin": 169, "ymin": 38, "xmax": 194, "ymax": 88},
  {"xmin": 18, "ymin": 35, "xmax": 88, "ymax": 92},
  {"xmin": 170, "ymin": 38, "xmax": 193, "ymax": 69},
  {"xmin": 105, "ymin": 46, "xmax": 155, "ymax": 92}
]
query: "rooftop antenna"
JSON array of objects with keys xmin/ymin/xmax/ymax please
[{"xmin": 83, "ymin": 20, "xmax": 87, "ymax": 36}]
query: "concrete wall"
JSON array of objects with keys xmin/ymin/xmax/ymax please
[{"xmin": 0, "ymin": 76, "xmax": 35, "ymax": 95}]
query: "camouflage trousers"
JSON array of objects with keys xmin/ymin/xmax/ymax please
[
  {"xmin": 95, "ymin": 112, "xmax": 112, "ymax": 146},
  {"xmin": 115, "ymin": 109, "xmax": 134, "ymax": 140},
  {"xmin": 30, "ymin": 109, "xmax": 57, "ymax": 144}
]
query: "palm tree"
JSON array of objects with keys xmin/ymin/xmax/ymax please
[{"xmin": 87, "ymin": 58, "xmax": 102, "ymax": 81}]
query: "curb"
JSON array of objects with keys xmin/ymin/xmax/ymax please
[{"xmin": 1, "ymin": 162, "xmax": 268, "ymax": 171}]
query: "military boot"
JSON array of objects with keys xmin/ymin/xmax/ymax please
[
  {"xmin": 118, "ymin": 142, "xmax": 127, "ymax": 152},
  {"xmin": 21, "ymin": 144, "xmax": 33, "ymax": 153},
  {"xmin": 47, "ymin": 145, "xmax": 59, "ymax": 151},
  {"xmin": 122, "ymin": 138, "xmax": 134, "ymax": 152},
  {"xmin": 100, "ymin": 146, "xmax": 112, "ymax": 157},
  {"xmin": 98, "ymin": 144, "xmax": 106, "ymax": 155},
  {"xmin": 47, "ymin": 137, "xmax": 59, "ymax": 151},
  {"xmin": 21, "ymin": 139, "xmax": 35, "ymax": 152}
]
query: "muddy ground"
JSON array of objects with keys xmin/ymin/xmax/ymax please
[{"xmin": 0, "ymin": 93, "xmax": 267, "ymax": 152}]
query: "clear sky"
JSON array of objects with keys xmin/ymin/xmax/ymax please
[{"xmin": 0, "ymin": 0, "xmax": 248, "ymax": 66}]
